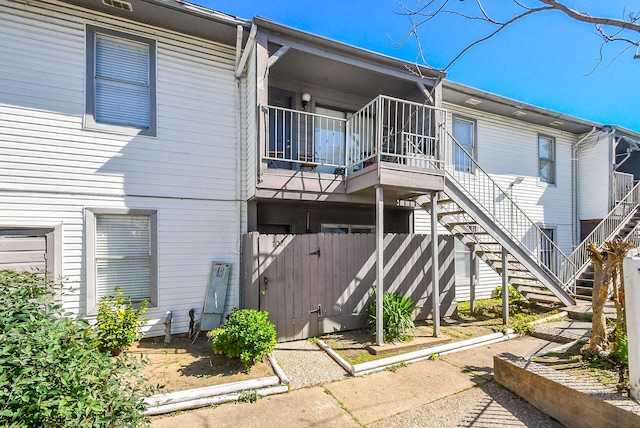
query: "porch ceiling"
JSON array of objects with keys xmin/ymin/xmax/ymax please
[{"xmin": 269, "ymin": 47, "xmax": 424, "ymax": 102}]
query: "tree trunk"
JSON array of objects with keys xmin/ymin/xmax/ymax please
[{"xmin": 583, "ymin": 243, "xmax": 609, "ymax": 356}]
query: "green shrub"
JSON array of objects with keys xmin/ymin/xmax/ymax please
[
  {"xmin": 613, "ymin": 330, "xmax": 629, "ymax": 366},
  {"xmin": 207, "ymin": 309, "xmax": 277, "ymax": 370},
  {"xmin": 491, "ymin": 285, "xmax": 525, "ymax": 303},
  {"xmin": 510, "ymin": 313, "xmax": 534, "ymax": 335},
  {"xmin": 0, "ymin": 269, "xmax": 151, "ymax": 427},
  {"xmin": 367, "ymin": 289, "xmax": 417, "ymax": 342},
  {"xmin": 94, "ymin": 287, "xmax": 148, "ymax": 356}
]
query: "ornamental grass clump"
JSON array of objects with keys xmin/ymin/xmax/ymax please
[
  {"xmin": 94, "ymin": 287, "xmax": 148, "ymax": 356},
  {"xmin": 0, "ymin": 269, "xmax": 151, "ymax": 427},
  {"xmin": 367, "ymin": 289, "xmax": 418, "ymax": 342},
  {"xmin": 207, "ymin": 309, "xmax": 277, "ymax": 371}
]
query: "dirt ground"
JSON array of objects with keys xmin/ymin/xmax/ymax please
[{"xmin": 127, "ymin": 333, "xmax": 274, "ymax": 394}]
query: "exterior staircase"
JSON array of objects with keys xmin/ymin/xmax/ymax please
[
  {"xmin": 422, "ymin": 132, "xmax": 640, "ymax": 305},
  {"xmin": 564, "ymin": 185, "xmax": 640, "ymax": 300},
  {"xmin": 420, "ymin": 132, "xmax": 577, "ymax": 307},
  {"xmin": 342, "ymin": 97, "xmax": 640, "ymax": 306}
]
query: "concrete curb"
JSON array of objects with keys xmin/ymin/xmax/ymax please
[
  {"xmin": 317, "ymin": 330, "xmax": 518, "ymax": 377},
  {"xmin": 526, "ymin": 311, "xmax": 568, "ymax": 326},
  {"xmin": 143, "ymin": 353, "xmax": 290, "ymax": 416},
  {"xmin": 495, "ymin": 353, "xmax": 640, "ymax": 428}
]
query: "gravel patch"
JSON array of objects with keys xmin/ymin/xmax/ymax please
[
  {"xmin": 368, "ymin": 381, "xmax": 563, "ymax": 428},
  {"xmin": 273, "ymin": 340, "xmax": 348, "ymax": 390}
]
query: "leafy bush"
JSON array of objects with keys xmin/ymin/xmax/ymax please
[
  {"xmin": 510, "ymin": 313, "xmax": 534, "ymax": 335},
  {"xmin": 207, "ymin": 309, "xmax": 277, "ymax": 370},
  {"xmin": 491, "ymin": 285, "xmax": 525, "ymax": 303},
  {"xmin": 367, "ymin": 289, "xmax": 417, "ymax": 342},
  {"xmin": 94, "ymin": 287, "xmax": 148, "ymax": 356},
  {"xmin": 0, "ymin": 269, "xmax": 151, "ymax": 427},
  {"xmin": 613, "ymin": 330, "xmax": 629, "ymax": 366}
]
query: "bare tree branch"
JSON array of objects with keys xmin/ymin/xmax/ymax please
[
  {"xmin": 401, "ymin": 0, "xmax": 640, "ymax": 72},
  {"xmin": 538, "ymin": 0, "xmax": 640, "ymax": 33}
]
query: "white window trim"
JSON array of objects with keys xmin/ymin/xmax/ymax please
[
  {"xmin": 85, "ymin": 208, "xmax": 158, "ymax": 314},
  {"xmin": 85, "ymin": 25, "xmax": 157, "ymax": 137}
]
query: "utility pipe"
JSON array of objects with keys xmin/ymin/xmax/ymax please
[
  {"xmin": 233, "ymin": 24, "xmax": 250, "ymax": 311},
  {"xmin": 163, "ymin": 311, "xmax": 173, "ymax": 345}
]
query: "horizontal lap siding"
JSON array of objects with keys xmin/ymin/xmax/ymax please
[
  {"xmin": 245, "ymin": 52, "xmax": 257, "ymax": 199},
  {"xmin": 0, "ymin": 0, "xmax": 243, "ymax": 336},
  {"xmin": 0, "ymin": 193, "xmax": 239, "ymax": 336},
  {"xmin": 1, "ymin": 0, "xmax": 237, "ymax": 200},
  {"xmin": 578, "ymin": 134, "xmax": 610, "ymax": 220}
]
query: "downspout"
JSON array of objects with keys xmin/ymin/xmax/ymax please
[
  {"xmin": 234, "ymin": 25, "xmax": 249, "ymax": 310},
  {"xmin": 572, "ymin": 127, "xmax": 597, "ymax": 247}
]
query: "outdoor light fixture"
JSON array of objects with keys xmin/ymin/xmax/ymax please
[
  {"xmin": 301, "ymin": 93, "xmax": 311, "ymax": 110},
  {"xmin": 509, "ymin": 176, "xmax": 525, "ymax": 188}
]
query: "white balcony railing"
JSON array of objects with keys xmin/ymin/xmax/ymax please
[
  {"xmin": 347, "ymin": 95, "xmax": 446, "ymax": 172},
  {"xmin": 263, "ymin": 95, "xmax": 446, "ymax": 174},
  {"xmin": 613, "ymin": 171, "xmax": 634, "ymax": 208},
  {"xmin": 265, "ymin": 106, "xmax": 347, "ymax": 173}
]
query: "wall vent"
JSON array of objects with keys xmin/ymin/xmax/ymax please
[{"xmin": 102, "ymin": 0, "xmax": 133, "ymax": 12}]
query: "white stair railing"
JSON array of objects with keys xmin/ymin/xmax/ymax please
[
  {"xmin": 444, "ymin": 131, "xmax": 576, "ymax": 294},
  {"xmin": 561, "ymin": 181, "xmax": 640, "ymax": 285}
]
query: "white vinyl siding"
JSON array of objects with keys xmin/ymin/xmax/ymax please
[
  {"xmin": 96, "ymin": 214, "xmax": 152, "ymax": 302},
  {"xmin": 0, "ymin": 0, "xmax": 243, "ymax": 336},
  {"xmin": 577, "ymin": 132, "xmax": 612, "ymax": 220},
  {"xmin": 245, "ymin": 48, "xmax": 257, "ymax": 199}
]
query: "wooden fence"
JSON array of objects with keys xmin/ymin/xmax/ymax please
[{"xmin": 242, "ymin": 232, "xmax": 455, "ymax": 342}]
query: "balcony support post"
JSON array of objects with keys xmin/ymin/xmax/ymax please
[
  {"xmin": 430, "ymin": 191, "xmax": 441, "ymax": 337},
  {"xmin": 375, "ymin": 185, "xmax": 384, "ymax": 346}
]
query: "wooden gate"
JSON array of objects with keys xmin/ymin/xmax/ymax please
[{"xmin": 242, "ymin": 232, "xmax": 454, "ymax": 342}]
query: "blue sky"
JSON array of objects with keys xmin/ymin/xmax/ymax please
[{"xmin": 207, "ymin": 1, "xmax": 638, "ymax": 133}]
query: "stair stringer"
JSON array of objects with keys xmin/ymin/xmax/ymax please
[{"xmin": 443, "ymin": 179, "xmax": 575, "ymax": 307}]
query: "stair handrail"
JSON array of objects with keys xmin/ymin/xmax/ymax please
[
  {"xmin": 561, "ymin": 181, "xmax": 640, "ymax": 284},
  {"xmin": 444, "ymin": 130, "xmax": 576, "ymax": 293}
]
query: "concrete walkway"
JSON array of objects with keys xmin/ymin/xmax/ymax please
[{"xmin": 150, "ymin": 336, "xmax": 564, "ymax": 427}]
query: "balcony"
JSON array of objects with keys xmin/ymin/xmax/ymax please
[{"xmin": 259, "ymin": 95, "xmax": 447, "ymax": 200}]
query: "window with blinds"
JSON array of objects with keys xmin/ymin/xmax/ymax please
[
  {"xmin": 96, "ymin": 214, "xmax": 151, "ymax": 302},
  {"xmin": 86, "ymin": 25, "xmax": 156, "ymax": 136}
]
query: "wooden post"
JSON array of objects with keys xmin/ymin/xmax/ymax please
[
  {"xmin": 470, "ymin": 243, "xmax": 478, "ymax": 313},
  {"xmin": 502, "ymin": 247, "xmax": 509, "ymax": 325},
  {"xmin": 375, "ymin": 186, "xmax": 384, "ymax": 346},
  {"xmin": 430, "ymin": 191, "xmax": 440, "ymax": 337}
]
